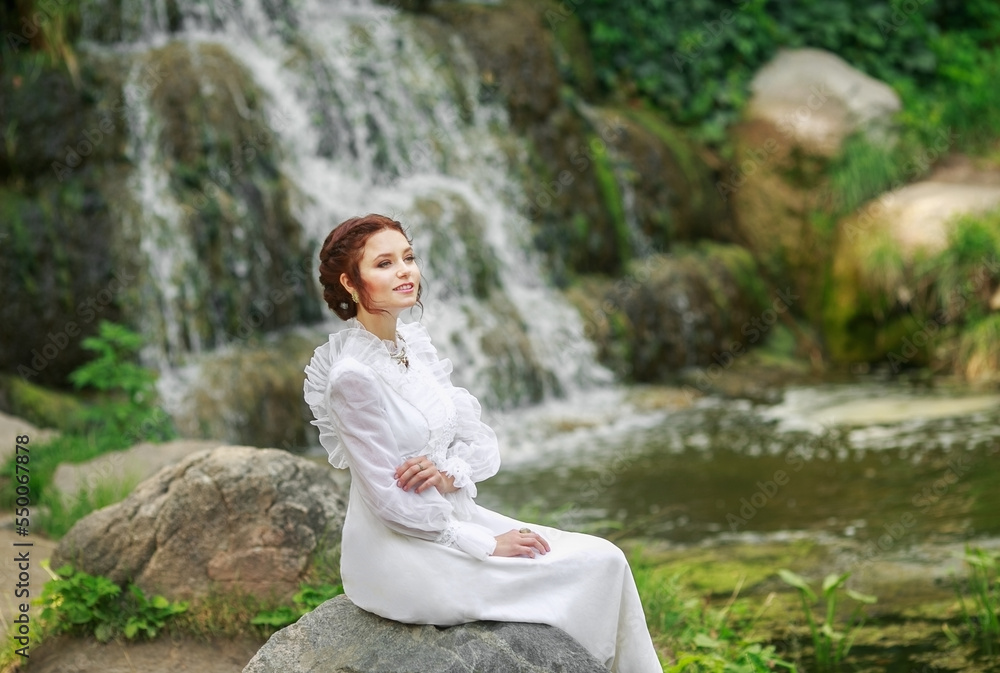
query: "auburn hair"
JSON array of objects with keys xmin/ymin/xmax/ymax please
[{"xmin": 318, "ymin": 214, "xmax": 421, "ymax": 320}]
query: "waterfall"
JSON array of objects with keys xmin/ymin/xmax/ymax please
[{"xmin": 78, "ymin": 0, "xmax": 610, "ymax": 410}]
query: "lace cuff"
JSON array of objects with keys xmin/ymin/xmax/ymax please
[
  {"xmin": 437, "ymin": 451, "xmax": 476, "ymax": 496},
  {"xmin": 436, "ymin": 521, "xmax": 497, "ymax": 560}
]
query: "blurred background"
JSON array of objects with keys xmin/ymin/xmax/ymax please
[{"xmin": 2, "ymin": 0, "xmax": 1000, "ymax": 670}]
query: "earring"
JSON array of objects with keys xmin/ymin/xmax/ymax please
[{"xmin": 351, "ymin": 290, "xmax": 359, "ymax": 304}]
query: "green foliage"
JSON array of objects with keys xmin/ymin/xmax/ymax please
[
  {"xmin": 69, "ymin": 320, "xmax": 174, "ymax": 441},
  {"xmin": 251, "ymin": 583, "xmax": 344, "ymax": 629},
  {"xmin": 634, "ymin": 562, "xmax": 796, "ymax": 672},
  {"xmin": 0, "ymin": 321, "xmax": 174, "ymax": 537},
  {"xmin": 39, "ymin": 565, "xmax": 187, "ymax": 642},
  {"xmin": 576, "ymin": 1, "xmax": 1000, "ymax": 153},
  {"xmin": 37, "ymin": 473, "xmax": 140, "ymax": 539},
  {"xmin": 577, "ymin": 1, "xmax": 935, "ymax": 141},
  {"xmin": 777, "ymin": 569, "xmax": 876, "ymax": 670},
  {"xmin": 953, "ymin": 546, "xmax": 1000, "ymax": 655}
]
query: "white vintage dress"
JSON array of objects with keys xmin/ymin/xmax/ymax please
[{"xmin": 303, "ymin": 318, "xmax": 661, "ymax": 672}]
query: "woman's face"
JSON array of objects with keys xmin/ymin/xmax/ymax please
[{"xmin": 353, "ymin": 228, "xmax": 421, "ymax": 315}]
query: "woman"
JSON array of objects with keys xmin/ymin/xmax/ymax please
[{"xmin": 304, "ymin": 214, "xmax": 661, "ymax": 672}]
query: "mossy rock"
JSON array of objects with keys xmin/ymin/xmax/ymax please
[
  {"xmin": 430, "ymin": 0, "xmax": 562, "ymax": 130},
  {"xmin": 822, "ymin": 184, "xmax": 1000, "ymax": 372},
  {"xmin": 726, "ymin": 118, "xmax": 834, "ymax": 320},
  {"xmin": 572, "ymin": 243, "xmax": 771, "ymax": 382},
  {"xmin": 170, "ymin": 333, "xmax": 319, "ymax": 449},
  {"xmin": 0, "ymin": 374, "xmax": 83, "ymax": 432},
  {"xmin": 0, "ymin": 172, "xmax": 128, "ymax": 385}
]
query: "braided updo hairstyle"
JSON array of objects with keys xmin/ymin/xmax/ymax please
[{"xmin": 318, "ymin": 214, "xmax": 422, "ymax": 320}]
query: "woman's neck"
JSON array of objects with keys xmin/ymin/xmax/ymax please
[{"xmin": 355, "ymin": 310, "xmax": 398, "ymax": 342}]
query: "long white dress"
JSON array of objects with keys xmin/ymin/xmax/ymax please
[{"xmin": 303, "ymin": 318, "xmax": 662, "ymax": 672}]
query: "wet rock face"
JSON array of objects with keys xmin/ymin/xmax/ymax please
[
  {"xmin": 53, "ymin": 446, "xmax": 346, "ymax": 601},
  {"xmin": 574, "ymin": 245, "xmax": 770, "ymax": 382},
  {"xmin": 430, "ymin": 1, "xmax": 726, "ymax": 280},
  {"xmin": 0, "ymin": 55, "xmax": 132, "ymax": 385},
  {"xmin": 167, "ymin": 335, "xmax": 320, "ymax": 449},
  {"xmin": 243, "ymin": 594, "xmax": 607, "ymax": 673}
]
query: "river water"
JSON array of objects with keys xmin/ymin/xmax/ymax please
[{"xmin": 480, "ymin": 378, "xmax": 1000, "ymax": 557}]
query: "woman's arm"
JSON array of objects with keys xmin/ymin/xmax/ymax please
[{"xmin": 327, "ymin": 359, "xmax": 496, "ymax": 560}]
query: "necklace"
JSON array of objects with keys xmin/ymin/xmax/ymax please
[
  {"xmin": 388, "ymin": 334, "xmax": 409, "ymax": 369},
  {"xmin": 355, "ymin": 319, "xmax": 409, "ymax": 369}
]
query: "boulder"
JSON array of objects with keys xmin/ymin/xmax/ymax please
[
  {"xmin": 746, "ymin": 47, "xmax": 900, "ymax": 156},
  {"xmin": 164, "ymin": 333, "xmax": 320, "ymax": 449},
  {"xmin": 568, "ymin": 244, "xmax": 769, "ymax": 382},
  {"xmin": 53, "ymin": 446, "xmax": 346, "ymax": 601},
  {"xmin": 243, "ymin": 594, "xmax": 607, "ymax": 673},
  {"xmin": 727, "ymin": 48, "xmax": 902, "ymax": 319},
  {"xmin": 824, "ymin": 166, "xmax": 1000, "ymax": 365}
]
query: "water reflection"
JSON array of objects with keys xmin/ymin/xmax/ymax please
[{"xmin": 481, "ymin": 381, "xmax": 1000, "ymax": 548}]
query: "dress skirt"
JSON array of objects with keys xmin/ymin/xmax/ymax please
[{"xmin": 341, "ymin": 488, "xmax": 663, "ymax": 673}]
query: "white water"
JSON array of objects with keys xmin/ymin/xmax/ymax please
[{"xmin": 81, "ymin": 0, "xmax": 611, "ymax": 408}]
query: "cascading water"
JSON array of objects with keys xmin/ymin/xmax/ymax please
[{"xmin": 78, "ymin": 0, "xmax": 611, "ymax": 419}]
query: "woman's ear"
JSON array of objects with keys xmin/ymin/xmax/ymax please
[{"xmin": 340, "ymin": 272, "xmax": 354, "ymax": 294}]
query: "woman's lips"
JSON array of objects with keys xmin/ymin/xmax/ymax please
[{"xmin": 394, "ymin": 283, "xmax": 415, "ymax": 292}]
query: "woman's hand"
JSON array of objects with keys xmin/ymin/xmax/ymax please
[
  {"xmin": 491, "ymin": 528, "xmax": 551, "ymax": 558},
  {"xmin": 395, "ymin": 456, "xmax": 458, "ymax": 495}
]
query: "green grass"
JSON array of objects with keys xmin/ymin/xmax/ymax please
[
  {"xmin": 633, "ymin": 559, "xmax": 796, "ymax": 672},
  {"xmin": 954, "ymin": 547, "xmax": 1000, "ymax": 656},
  {"xmin": 37, "ymin": 471, "xmax": 140, "ymax": 538}
]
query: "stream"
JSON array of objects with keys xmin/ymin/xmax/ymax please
[{"xmin": 481, "ymin": 377, "xmax": 1000, "ymax": 559}]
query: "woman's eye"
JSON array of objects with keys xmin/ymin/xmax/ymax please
[
  {"xmin": 378, "ymin": 260, "xmax": 391, "ymax": 268},
  {"xmin": 405, "ymin": 255, "xmax": 415, "ymax": 262}
]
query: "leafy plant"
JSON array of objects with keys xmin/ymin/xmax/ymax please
[
  {"xmin": 69, "ymin": 320, "xmax": 173, "ymax": 441},
  {"xmin": 39, "ymin": 564, "xmax": 188, "ymax": 642},
  {"xmin": 777, "ymin": 569, "xmax": 875, "ymax": 671},
  {"xmin": 954, "ymin": 546, "xmax": 1000, "ymax": 654},
  {"xmin": 251, "ymin": 582, "xmax": 344, "ymax": 629},
  {"xmin": 635, "ymin": 564, "xmax": 796, "ymax": 672}
]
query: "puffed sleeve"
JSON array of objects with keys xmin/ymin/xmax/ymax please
[
  {"xmin": 327, "ymin": 358, "xmax": 497, "ymax": 560},
  {"xmin": 403, "ymin": 323, "xmax": 501, "ymax": 497}
]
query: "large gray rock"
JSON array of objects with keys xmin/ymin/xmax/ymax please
[
  {"xmin": 746, "ymin": 47, "xmax": 901, "ymax": 155},
  {"xmin": 53, "ymin": 446, "xmax": 346, "ymax": 601},
  {"xmin": 243, "ymin": 595, "xmax": 607, "ymax": 673}
]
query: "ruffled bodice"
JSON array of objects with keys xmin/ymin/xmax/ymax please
[
  {"xmin": 304, "ymin": 318, "xmax": 457, "ymax": 471},
  {"xmin": 303, "ymin": 318, "xmax": 501, "ymax": 559}
]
